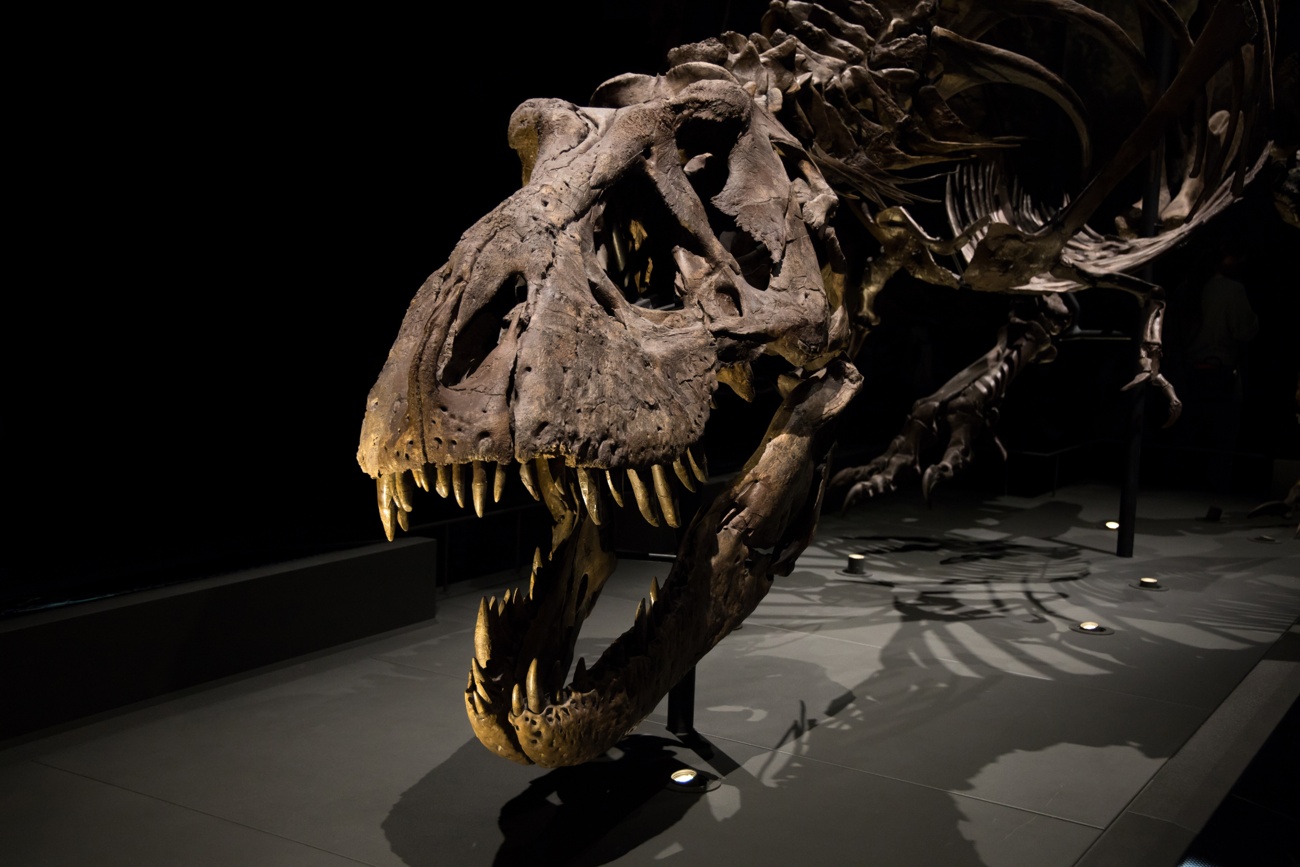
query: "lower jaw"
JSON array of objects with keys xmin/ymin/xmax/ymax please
[{"xmin": 466, "ymin": 361, "xmax": 862, "ymax": 767}]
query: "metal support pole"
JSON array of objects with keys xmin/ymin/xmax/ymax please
[{"xmin": 667, "ymin": 666, "xmax": 697, "ymax": 735}]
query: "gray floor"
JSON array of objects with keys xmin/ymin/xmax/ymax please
[{"xmin": 3, "ymin": 484, "xmax": 1297, "ymax": 866}]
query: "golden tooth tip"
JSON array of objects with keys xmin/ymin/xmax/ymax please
[
  {"xmin": 494, "ymin": 462, "xmax": 507, "ymax": 503},
  {"xmin": 606, "ymin": 469, "xmax": 625, "ymax": 507},
  {"xmin": 627, "ymin": 467, "xmax": 660, "ymax": 527},
  {"xmin": 651, "ymin": 464, "xmax": 679, "ymax": 528},
  {"xmin": 472, "ymin": 460, "xmax": 488, "ymax": 518},
  {"xmin": 673, "ymin": 457, "xmax": 697, "ymax": 492},
  {"xmin": 687, "ymin": 447, "xmax": 707, "ymax": 483},
  {"xmin": 452, "ymin": 463, "xmax": 466, "ymax": 508},
  {"xmin": 519, "ymin": 460, "xmax": 541, "ymax": 501},
  {"xmin": 435, "ymin": 463, "xmax": 451, "ymax": 498}
]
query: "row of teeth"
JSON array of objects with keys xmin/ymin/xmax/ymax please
[
  {"xmin": 376, "ymin": 447, "xmax": 708, "ymax": 540},
  {"xmin": 468, "ymin": 559, "xmax": 668, "ymax": 717}
]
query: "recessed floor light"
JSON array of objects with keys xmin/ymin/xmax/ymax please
[
  {"xmin": 840, "ymin": 553, "xmax": 870, "ymax": 576},
  {"xmin": 666, "ymin": 767, "xmax": 718, "ymax": 793},
  {"xmin": 1071, "ymin": 620, "xmax": 1114, "ymax": 635},
  {"xmin": 1104, "ymin": 521, "xmax": 1120, "ymax": 530},
  {"xmin": 1134, "ymin": 576, "xmax": 1167, "ymax": 592}
]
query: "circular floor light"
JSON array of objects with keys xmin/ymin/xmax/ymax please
[
  {"xmin": 841, "ymin": 553, "xmax": 870, "ymax": 575},
  {"xmin": 1104, "ymin": 521, "xmax": 1120, "ymax": 530},
  {"xmin": 1071, "ymin": 620, "xmax": 1114, "ymax": 635},
  {"xmin": 1133, "ymin": 576, "xmax": 1167, "ymax": 592},
  {"xmin": 666, "ymin": 767, "xmax": 718, "ymax": 793}
]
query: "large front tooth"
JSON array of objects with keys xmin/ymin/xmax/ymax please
[
  {"xmin": 526, "ymin": 658, "xmax": 543, "ymax": 713},
  {"xmin": 519, "ymin": 460, "xmax": 541, "ymax": 501},
  {"xmin": 606, "ymin": 469, "xmax": 625, "ymax": 507},
  {"xmin": 452, "ymin": 463, "xmax": 466, "ymax": 508},
  {"xmin": 687, "ymin": 446, "xmax": 708, "ymax": 483},
  {"xmin": 394, "ymin": 471, "xmax": 415, "ymax": 512},
  {"xmin": 471, "ymin": 658, "xmax": 491, "ymax": 702},
  {"xmin": 651, "ymin": 464, "xmax": 680, "ymax": 528},
  {"xmin": 474, "ymin": 597, "xmax": 493, "ymax": 665},
  {"xmin": 494, "ymin": 462, "xmax": 508, "ymax": 503},
  {"xmin": 650, "ymin": 575, "xmax": 660, "ymax": 605},
  {"xmin": 672, "ymin": 457, "xmax": 697, "ymax": 493},
  {"xmin": 435, "ymin": 464, "xmax": 451, "ymax": 498},
  {"xmin": 548, "ymin": 459, "xmax": 568, "ymax": 495},
  {"xmin": 377, "ymin": 477, "xmax": 396, "ymax": 541},
  {"xmin": 472, "ymin": 460, "xmax": 488, "ymax": 518},
  {"xmin": 512, "ymin": 683, "xmax": 524, "ymax": 716},
  {"xmin": 577, "ymin": 467, "xmax": 602, "ymax": 525},
  {"xmin": 627, "ymin": 468, "xmax": 659, "ymax": 527}
]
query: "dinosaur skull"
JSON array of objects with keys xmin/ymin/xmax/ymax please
[{"xmin": 358, "ymin": 68, "xmax": 850, "ymax": 765}]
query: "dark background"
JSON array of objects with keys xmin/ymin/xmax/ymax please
[{"xmin": 8, "ymin": 2, "xmax": 1296, "ymax": 615}]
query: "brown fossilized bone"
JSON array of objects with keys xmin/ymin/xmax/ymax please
[{"xmin": 359, "ymin": 0, "xmax": 1280, "ymax": 766}]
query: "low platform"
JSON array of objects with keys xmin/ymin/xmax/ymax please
[{"xmin": 2, "ymin": 484, "xmax": 1296, "ymax": 865}]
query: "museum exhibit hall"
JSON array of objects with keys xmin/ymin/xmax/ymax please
[{"xmin": 4, "ymin": 1, "xmax": 1297, "ymax": 865}]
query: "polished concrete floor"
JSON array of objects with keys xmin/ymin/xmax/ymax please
[{"xmin": 2, "ymin": 484, "xmax": 1297, "ymax": 866}]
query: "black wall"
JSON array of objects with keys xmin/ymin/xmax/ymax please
[{"xmin": 10, "ymin": 2, "xmax": 1296, "ymax": 615}]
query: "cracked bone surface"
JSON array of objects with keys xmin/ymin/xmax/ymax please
[{"xmin": 359, "ymin": 1, "xmax": 1279, "ymax": 766}]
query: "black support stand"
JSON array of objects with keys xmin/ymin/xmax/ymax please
[{"xmin": 667, "ymin": 666, "xmax": 697, "ymax": 735}]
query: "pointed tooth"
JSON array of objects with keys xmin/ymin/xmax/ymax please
[
  {"xmin": 452, "ymin": 463, "xmax": 466, "ymax": 508},
  {"xmin": 529, "ymin": 571, "xmax": 536, "ymax": 601},
  {"xmin": 672, "ymin": 457, "xmax": 697, "ymax": 492},
  {"xmin": 471, "ymin": 691, "xmax": 486, "ymax": 715},
  {"xmin": 397, "ymin": 509, "xmax": 410, "ymax": 532},
  {"xmin": 394, "ymin": 471, "xmax": 415, "ymax": 512},
  {"xmin": 687, "ymin": 447, "xmax": 708, "ymax": 483},
  {"xmin": 577, "ymin": 467, "xmax": 602, "ymax": 525},
  {"xmin": 651, "ymin": 464, "xmax": 680, "ymax": 528},
  {"xmin": 526, "ymin": 658, "xmax": 543, "ymax": 713},
  {"xmin": 573, "ymin": 657, "xmax": 589, "ymax": 690},
  {"xmin": 606, "ymin": 469, "xmax": 625, "ymax": 507},
  {"xmin": 472, "ymin": 659, "xmax": 491, "ymax": 702},
  {"xmin": 377, "ymin": 477, "xmax": 396, "ymax": 541},
  {"xmin": 472, "ymin": 461, "xmax": 488, "ymax": 517},
  {"xmin": 549, "ymin": 459, "xmax": 567, "ymax": 495},
  {"xmin": 519, "ymin": 460, "xmax": 541, "ymax": 501},
  {"xmin": 494, "ymin": 462, "xmax": 508, "ymax": 503},
  {"xmin": 650, "ymin": 575, "xmax": 660, "ymax": 606},
  {"xmin": 533, "ymin": 457, "xmax": 552, "ymax": 496},
  {"xmin": 435, "ymin": 464, "xmax": 451, "ymax": 498},
  {"xmin": 627, "ymin": 468, "xmax": 660, "ymax": 527},
  {"xmin": 636, "ymin": 599, "xmax": 649, "ymax": 643},
  {"xmin": 502, "ymin": 588, "xmax": 512, "ymax": 607},
  {"xmin": 412, "ymin": 466, "xmax": 429, "ymax": 492},
  {"xmin": 533, "ymin": 547, "xmax": 545, "ymax": 572},
  {"xmin": 511, "ymin": 683, "xmax": 525, "ymax": 716},
  {"xmin": 474, "ymin": 597, "xmax": 493, "ymax": 665}
]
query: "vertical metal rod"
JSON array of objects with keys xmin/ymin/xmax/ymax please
[
  {"xmin": 1118, "ymin": 28, "xmax": 1174, "ymax": 559},
  {"xmin": 667, "ymin": 666, "xmax": 697, "ymax": 735}
]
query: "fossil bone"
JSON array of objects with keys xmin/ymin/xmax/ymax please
[{"xmin": 359, "ymin": 0, "xmax": 1281, "ymax": 766}]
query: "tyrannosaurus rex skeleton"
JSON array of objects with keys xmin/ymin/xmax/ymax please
[{"xmin": 359, "ymin": 0, "xmax": 1281, "ymax": 766}]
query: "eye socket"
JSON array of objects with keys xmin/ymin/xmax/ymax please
[{"xmin": 440, "ymin": 274, "xmax": 527, "ymax": 386}]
